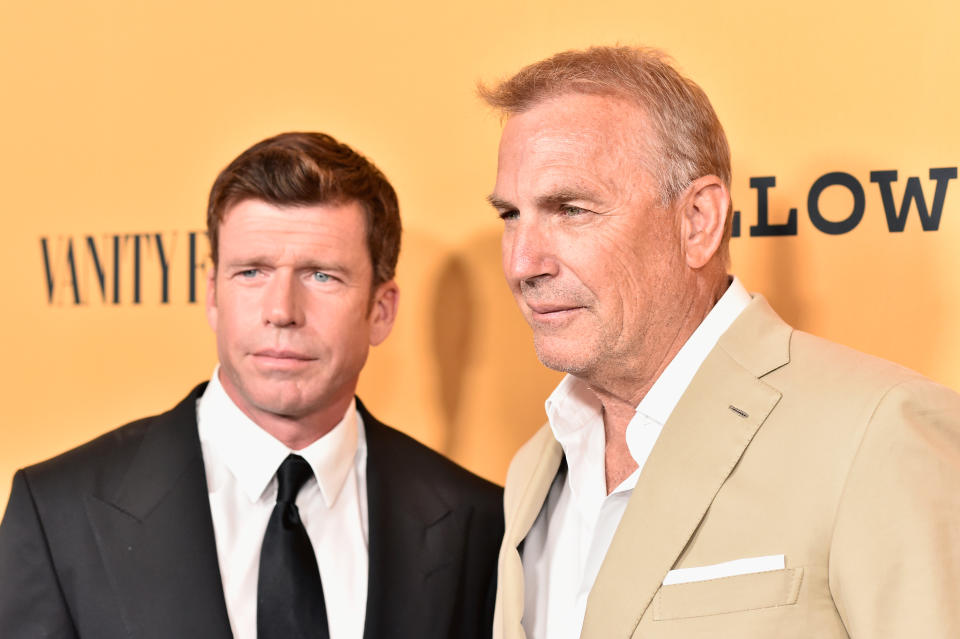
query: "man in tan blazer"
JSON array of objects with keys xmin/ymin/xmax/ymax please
[{"xmin": 481, "ymin": 46, "xmax": 960, "ymax": 638}]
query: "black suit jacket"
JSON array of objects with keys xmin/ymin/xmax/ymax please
[{"xmin": 0, "ymin": 384, "xmax": 503, "ymax": 638}]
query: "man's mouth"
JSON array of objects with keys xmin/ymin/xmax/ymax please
[
  {"xmin": 525, "ymin": 301, "xmax": 585, "ymax": 320},
  {"xmin": 251, "ymin": 349, "xmax": 316, "ymax": 367}
]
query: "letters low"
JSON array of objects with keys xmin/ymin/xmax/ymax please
[{"xmin": 732, "ymin": 167, "xmax": 957, "ymax": 237}]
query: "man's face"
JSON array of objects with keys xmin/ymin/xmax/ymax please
[
  {"xmin": 491, "ymin": 92, "xmax": 688, "ymax": 386},
  {"xmin": 206, "ymin": 199, "xmax": 397, "ymax": 427}
]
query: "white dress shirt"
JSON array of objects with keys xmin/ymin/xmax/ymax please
[
  {"xmin": 197, "ymin": 369, "xmax": 369, "ymax": 639},
  {"xmin": 521, "ymin": 278, "xmax": 752, "ymax": 639}
]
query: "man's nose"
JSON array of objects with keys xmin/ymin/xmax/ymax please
[
  {"xmin": 502, "ymin": 217, "xmax": 559, "ymax": 286},
  {"xmin": 262, "ymin": 271, "xmax": 304, "ymax": 327}
]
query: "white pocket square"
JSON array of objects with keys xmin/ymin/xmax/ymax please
[{"xmin": 662, "ymin": 554, "xmax": 785, "ymax": 585}]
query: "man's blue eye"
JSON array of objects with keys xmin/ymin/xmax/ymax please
[
  {"xmin": 239, "ymin": 269, "xmax": 259, "ymax": 278},
  {"xmin": 562, "ymin": 205, "xmax": 586, "ymax": 216},
  {"xmin": 313, "ymin": 272, "xmax": 331, "ymax": 282}
]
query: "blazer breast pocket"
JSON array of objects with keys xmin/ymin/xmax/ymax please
[{"xmin": 652, "ymin": 567, "xmax": 804, "ymax": 621}]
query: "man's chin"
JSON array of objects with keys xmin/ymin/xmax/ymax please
[
  {"xmin": 533, "ymin": 341, "xmax": 593, "ymax": 376},
  {"xmin": 242, "ymin": 385, "xmax": 314, "ymax": 420}
]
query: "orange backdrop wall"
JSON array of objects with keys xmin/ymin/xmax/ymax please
[{"xmin": 3, "ymin": 0, "xmax": 959, "ymax": 512}]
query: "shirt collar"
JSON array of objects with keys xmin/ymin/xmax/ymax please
[
  {"xmin": 545, "ymin": 374, "xmax": 604, "ymax": 445},
  {"xmin": 544, "ymin": 374, "xmax": 607, "ymax": 512},
  {"xmin": 196, "ymin": 367, "xmax": 363, "ymax": 508}
]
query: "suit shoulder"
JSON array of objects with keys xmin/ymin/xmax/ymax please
[
  {"xmin": 768, "ymin": 330, "xmax": 959, "ymax": 460},
  {"xmin": 364, "ymin": 417, "xmax": 502, "ymax": 506},
  {"xmin": 18, "ymin": 384, "xmax": 205, "ymax": 498},
  {"xmin": 775, "ymin": 329, "xmax": 930, "ymax": 399},
  {"xmin": 22, "ymin": 414, "xmax": 156, "ymax": 493},
  {"xmin": 793, "ymin": 330, "xmax": 921, "ymax": 377}
]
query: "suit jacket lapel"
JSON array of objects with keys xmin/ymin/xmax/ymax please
[
  {"xmin": 581, "ymin": 296, "xmax": 790, "ymax": 638},
  {"xmin": 84, "ymin": 384, "xmax": 233, "ymax": 638},
  {"xmin": 361, "ymin": 402, "xmax": 467, "ymax": 639},
  {"xmin": 498, "ymin": 427, "xmax": 563, "ymax": 639}
]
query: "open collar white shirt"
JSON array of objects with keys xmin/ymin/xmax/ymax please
[
  {"xmin": 521, "ymin": 277, "xmax": 752, "ymax": 639},
  {"xmin": 197, "ymin": 369, "xmax": 369, "ymax": 639}
]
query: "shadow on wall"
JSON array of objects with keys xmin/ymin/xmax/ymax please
[
  {"xmin": 431, "ymin": 254, "xmax": 475, "ymax": 455},
  {"xmin": 430, "ymin": 227, "xmax": 563, "ymax": 478},
  {"xmin": 743, "ymin": 223, "xmax": 806, "ymax": 331},
  {"xmin": 769, "ymin": 238, "xmax": 804, "ymax": 330}
]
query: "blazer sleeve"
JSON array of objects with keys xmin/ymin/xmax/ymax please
[
  {"xmin": 0, "ymin": 469, "xmax": 79, "ymax": 639},
  {"xmin": 828, "ymin": 378, "xmax": 960, "ymax": 638}
]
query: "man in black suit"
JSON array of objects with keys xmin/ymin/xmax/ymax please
[{"xmin": 0, "ymin": 132, "xmax": 503, "ymax": 639}]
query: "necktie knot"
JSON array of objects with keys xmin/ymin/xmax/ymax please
[{"xmin": 276, "ymin": 454, "xmax": 313, "ymax": 505}]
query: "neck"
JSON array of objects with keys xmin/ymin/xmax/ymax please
[
  {"xmin": 599, "ymin": 396, "xmax": 640, "ymax": 494},
  {"xmin": 217, "ymin": 374, "xmax": 355, "ymax": 451},
  {"xmin": 251, "ymin": 402, "xmax": 352, "ymax": 451}
]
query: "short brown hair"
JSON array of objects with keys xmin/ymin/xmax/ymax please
[
  {"xmin": 479, "ymin": 46, "xmax": 732, "ymax": 252},
  {"xmin": 207, "ymin": 132, "xmax": 401, "ymax": 288}
]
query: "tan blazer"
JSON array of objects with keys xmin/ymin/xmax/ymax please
[{"xmin": 495, "ymin": 295, "xmax": 960, "ymax": 639}]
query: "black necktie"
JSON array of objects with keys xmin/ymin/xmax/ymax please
[{"xmin": 257, "ymin": 454, "xmax": 330, "ymax": 639}]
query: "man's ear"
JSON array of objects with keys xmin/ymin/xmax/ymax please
[
  {"xmin": 679, "ymin": 175, "xmax": 730, "ymax": 269},
  {"xmin": 368, "ymin": 280, "xmax": 399, "ymax": 346},
  {"xmin": 205, "ymin": 268, "xmax": 218, "ymax": 332}
]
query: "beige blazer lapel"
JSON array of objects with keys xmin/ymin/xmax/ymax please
[
  {"xmin": 581, "ymin": 296, "xmax": 790, "ymax": 638},
  {"xmin": 496, "ymin": 426, "xmax": 564, "ymax": 639}
]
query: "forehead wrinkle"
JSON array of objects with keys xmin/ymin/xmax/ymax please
[
  {"xmin": 524, "ymin": 117, "xmax": 652, "ymax": 201},
  {"xmin": 222, "ymin": 214, "xmax": 366, "ymax": 272},
  {"xmin": 226, "ymin": 228, "xmax": 338, "ymax": 259},
  {"xmin": 522, "ymin": 152, "xmax": 628, "ymax": 211}
]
